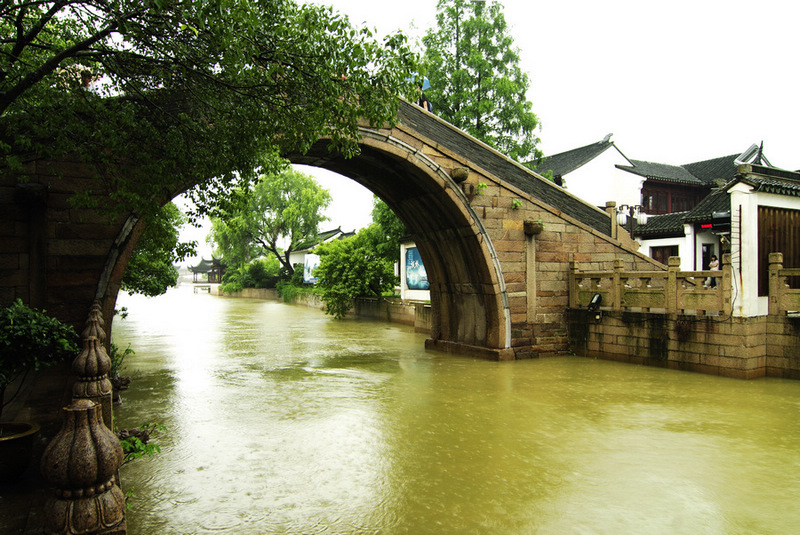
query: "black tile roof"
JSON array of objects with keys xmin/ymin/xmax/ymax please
[
  {"xmin": 635, "ymin": 211, "xmax": 688, "ymax": 237},
  {"xmin": 636, "ymin": 189, "xmax": 731, "ymax": 237},
  {"xmin": 617, "ymin": 154, "xmax": 740, "ymax": 187},
  {"xmin": 683, "ymin": 188, "xmax": 730, "ymax": 223},
  {"xmin": 617, "ymin": 160, "xmax": 704, "ymax": 185},
  {"xmin": 295, "ymin": 227, "xmax": 353, "ymax": 252},
  {"xmin": 729, "ymin": 165, "xmax": 800, "ymax": 197},
  {"xmin": 532, "ymin": 135, "xmax": 616, "ymax": 177},
  {"xmin": 683, "ymin": 154, "xmax": 739, "ymax": 185}
]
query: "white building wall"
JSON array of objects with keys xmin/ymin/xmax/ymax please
[
  {"xmin": 637, "ymin": 235, "xmax": 691, "ymax": 268},
  {"xmin": 561, "ymin": 151, "xmax": 643, "ymax": 208},
  {"xmin": 695, "ymin": 228, "xmax": 722, "ymax": 271},
  {"xmin": 730, "ymin": 184, "xmax": 800, "ymax": 317}
]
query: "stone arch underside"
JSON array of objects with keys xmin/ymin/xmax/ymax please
[{"xmin": 290, "ymin": 127, "xmax": 511, "ymax": 356}]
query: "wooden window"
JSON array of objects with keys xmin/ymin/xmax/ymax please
[
  {"xmin": 650, "ymin": 245, "xmax": 679, "ymax": 265},
  {"xmin": 758, "ymin": 206, "xmax": 800, "ymax": 295}
]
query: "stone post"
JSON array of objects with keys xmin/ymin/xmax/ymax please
[
  {"xmin": 768, "ymin": 252, "xmax": 783, "ymax": 315},
  {"xmin": 722, "ymin": 253, "xmax": 733, "ymax": 315},
  {"xmin": 524, "ymin": 220, "xmax": 540, "ymax": 322},
  {"xmin": 605, "ymin": 201, "xmax": 618, "ymax": 240},
  {"xmin": 40, "ymin": 399, "xmax": 126, "ymax": 534},
  {"xmin": 73, "ymin": 302, "xmax": 113, "ymax": 429},
  {"xmin": 612, "ymin": 259, "xmax": 624, "ymax": 311},
  {"xmin": 666, "ymin": 256, "xmax": 680, "ymax": 314},
  {"xmin": 568, "ymin": 260, "xmax": 579, "ymax": 309}
]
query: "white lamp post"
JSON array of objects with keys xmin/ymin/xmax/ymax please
[{"xmin": 616, "ymin": 204, "xmax": 648, "ymax": 237}]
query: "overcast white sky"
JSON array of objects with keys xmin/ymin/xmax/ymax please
[
  {"xmin": 308, "ymin": 0, "xmax": 800, "ymax": 231},
  {"xmin": 185, "ymin": 0, "xmax": 800, "ymax": 261}
]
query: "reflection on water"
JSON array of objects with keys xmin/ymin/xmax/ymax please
[{"xmin": 113, "ymin": 286, "xmax": 800, "ymax": 534}]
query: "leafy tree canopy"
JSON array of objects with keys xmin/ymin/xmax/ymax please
[
  {"xmin": 121, "ymin": 202, "xmax": 195, "ymax": 297},
  {"xmin": 422, "ymin": 0, "xmax": 541, "ymax": 164},
  {"xmin": 1, "ymin": 0, "xmax": 419, "ymax": 223},
  {"xmin": 370, "ymin": 197, "xmax": 407, "ymax": 264},
  {"xmin": 314, "ymin": 224, "xmax": 397, "ymax": 319},
  {"xmin": 208, "ymin": 167, "xmax": 331, "ymax": 276}
]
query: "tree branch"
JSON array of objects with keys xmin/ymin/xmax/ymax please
[{"xmin": 0, "ymin": 3, "xmax": 150, "ymax": 115}]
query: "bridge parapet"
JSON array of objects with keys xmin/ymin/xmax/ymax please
[
  {"xmin": 769, "ymin": 252, "xmax": 800, "ymax": 315},
  {"xmin": 570, "ymin": 254, "xmax": 732, "ymax": 317}
]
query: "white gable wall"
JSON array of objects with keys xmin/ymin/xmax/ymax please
[{"xmin": 561, "ymin": 150, "xmax": 643, "ymax": 208}]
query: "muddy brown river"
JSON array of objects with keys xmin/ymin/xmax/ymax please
[{"xmin": 112, "ymin": 286, "xmax": 800, "ymax": 534}]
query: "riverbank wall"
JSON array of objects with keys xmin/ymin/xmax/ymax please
[
  {"xmin": 568, "ymin": 309, "xmax": 800, "ymax": 380},
  {"xmin": 217, "ymin": 288, "xmax": 432, "ymax": 333}
]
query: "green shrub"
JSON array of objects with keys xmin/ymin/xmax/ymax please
[{"xmin": 0, "ymin": 299, "xmax": 79, "ymax": 417}]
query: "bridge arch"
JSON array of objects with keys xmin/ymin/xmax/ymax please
[
  {"xmin": 4, "ymin": 100, "xmax": 660, "ymax": 362},
  {"xmin": 71, "ymin": 104, "xmax": 515, "ymax": 359},
  {"xmin": 291, "ymin": 125, "xmax": 512, "ymax": 356}
]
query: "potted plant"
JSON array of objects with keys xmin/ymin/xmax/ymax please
[{"xmin": 0, "ymin": 299, "xmax": 79, "ymax": 481}]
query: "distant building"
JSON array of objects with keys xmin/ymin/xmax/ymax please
[
  {"xmin": 288, "ymin": 227, "xmax": 354, "ymax": 283},
  {"xmin": 188, "ymin": 257, "xmax": 225, "ymax": 283},
  {"xmin": 533, "ymin": 133, "xmax": 640, "ymax": 207},
  {"xmin": 535, "ymin": 136, "xmax": 778, "ymax": 271}
]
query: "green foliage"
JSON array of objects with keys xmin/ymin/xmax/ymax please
[
  {"xmin": 0, "ymin": 299, "xmax": 79, "ymax": 417},
  {"xmin": 476, "ymin": 182, "xmax": 488, "ymax": 195},
  {"xmin": 314, "ymin": 225, "xmax": 397, "ymax": 319},
  {"xmin": 275, "ymin": 266, "xmax": 313, "ymax": 303},
  {"xmin": 1, "ymin": 0, "xmax": 419, "ymax": 222},
  {"xmin": 109, "ymin": 342, "xmax": 135, "ymax": 380},
  {"xmin": 119, "ymin": 423, "xmax": 166, "ymax": 465},
  {"xmin": 370, "ymin": 198, "xmax": 408, "ymax": 264},
  {"xmin": 275, "ymin": 280, "xmax": 299, "ymax": 303},
  {"xmin": 209, "ymin": 167, "xmax": 331, "ymax": 276},
  {"xmin": 219, "ymin": 257, "xmax": 281, "ymax": 294},
  {"xmin": 122, "ymin": 202, "xmax": 196, "ymax": 297},
  {"xmin": 539, "ymin": 169, "xmax": 555, "ymax": 182},
  {"xmin": 247, "ymin": 258, "xmax": 281, "ymax": 288},
  {"xmin": 423, "ymin": 0, "xmax": 541, "ymax": 163},
  {"xmin": 511, "ymin": 198, "xmax": 522, "ymax": 210},
  {"xmin": 124, "ymin": 486, "xmax": 136, "ymax": 511}
]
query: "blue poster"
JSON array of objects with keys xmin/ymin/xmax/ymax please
[
  {"xmin": 303, "ymin": 254, "xmax": 320, "ymax": 284},
  {"xmin": 405, "ymin": 247, "xmax": 429, "ymax": 290}
]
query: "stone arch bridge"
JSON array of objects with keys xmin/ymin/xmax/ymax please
[{"xmin": 2, "ymin": 100, "xmax": 660, "ymax": 360}]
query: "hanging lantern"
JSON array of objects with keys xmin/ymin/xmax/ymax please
[{"xmin": 616, "ymin": 206, "xmax": 629, "ymax": 226}]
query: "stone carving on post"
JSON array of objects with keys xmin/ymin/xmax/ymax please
[
  {"xmin": 40, "ymin": 399, "xmax": 126, "ymax": 534},
  {"xmin": 40, "ymin": 300, "xmax": 126, "ymax": 533},
  {"xmin": 73, "ymin": 302, "xmax": 113, "ymax": 428}
]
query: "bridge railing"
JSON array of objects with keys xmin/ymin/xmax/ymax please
[
  {"xmin": 769, "ymin": 252, "xmax": 800, "ymax": 315},
  {"xmin": 569, "ymin": 254, "xmax": 732, "ymax": 316}
]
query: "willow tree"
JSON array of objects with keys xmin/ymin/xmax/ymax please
[
  {"xmin": 1, "ymin": 0, "xmax": 419, "ymax": 221},
  {"xmin": 422, "ymin": 0, "xmax": 541, "ymax": 164},
  {"xmin": 209, "ymin": 167, "xmax": 331, "ymax": 276}
]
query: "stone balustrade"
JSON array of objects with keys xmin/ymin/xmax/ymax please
[{"xmin": 570, "ymin": 254, "xmax": 732, "ymax": 317}]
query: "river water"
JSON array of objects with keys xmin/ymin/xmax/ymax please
[{"xmin": 112, "ymin": 286, "xmax": 800, "ymax": 534}]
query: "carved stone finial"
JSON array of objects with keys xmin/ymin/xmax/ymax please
[
  {"xmin": 524, "ymin": 219, "xmax": 544, "ymax": 236},
  {"xmin": 40, "ymin": 399, "xmax": 126, "ymax": 534},
  {"xmin": 450, "ymin": 167, "xmax": 469, "ymax": 183},
  {"xmin": 72, "ymin": 337, "xmax": 113, "ymax": 403},
  {"xmin": 74, "ymin": 304, "xmax": 113, "ymax": 428},
  {"xmin": 81, "ymin": 302, "xmax": 106, "ymax": 343}
]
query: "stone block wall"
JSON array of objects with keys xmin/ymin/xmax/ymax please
[
  {"xmin": 568, "ymin": 309, "xmax": 800, "ymax": 379},
  {"xmin": 1, "ymin": 159, "xmax": 127, "ymax": 327},
  {"xmin": 461, "ymin": 162, "xmax": 662, "ymax": 359}
]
